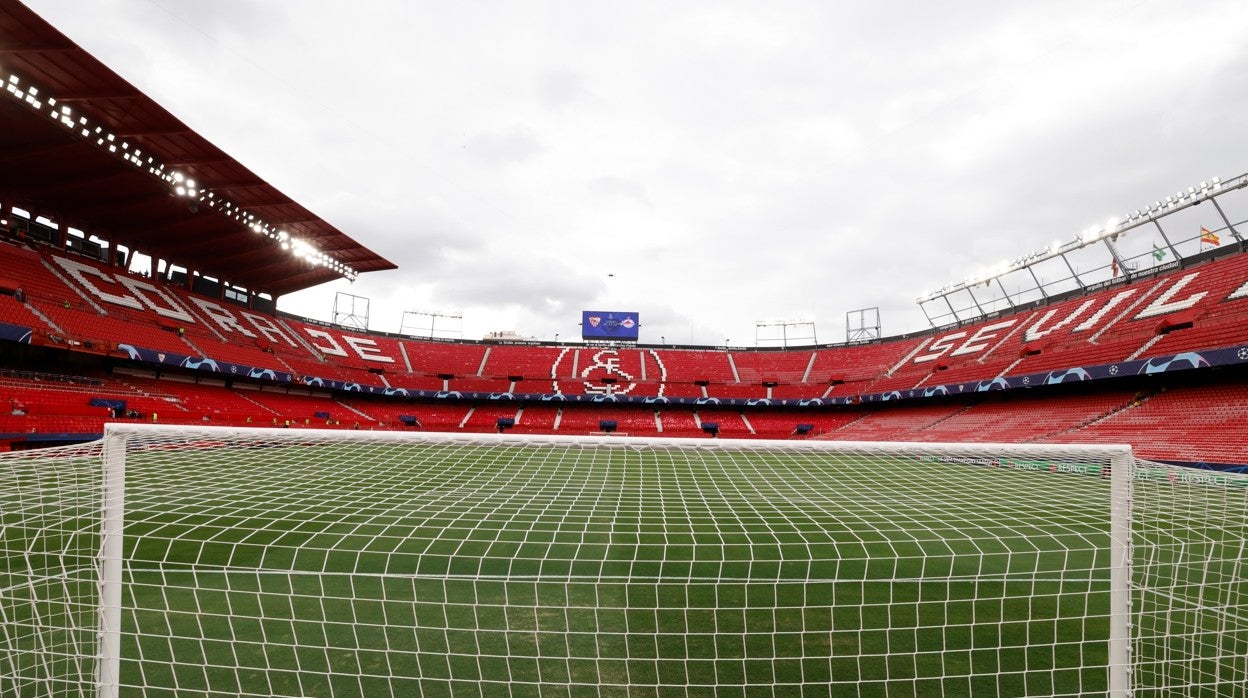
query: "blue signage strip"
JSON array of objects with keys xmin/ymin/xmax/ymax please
[
  {"xmin": 0, "ymin": 321, "xmax": 32, "ymax": 344},
  {"xmin": 117, "ymin": 344, "xmax": 294, "ymax": 383},
  {"xmin": 860, "ymin": 346, "xmax": 1248, "ymax": 403}
]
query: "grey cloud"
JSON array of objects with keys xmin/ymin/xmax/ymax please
[
  {"xmin": 587, "ymin": 176, "xmax": 652, "ymax": 208},
  {"xmin": 128, "ymin": 0, "xmax": 287, "ymax": 39},
  {"xmin": 432, "ymin": 256, "xmax": 603, "ymax": 310},
  {"xmin": 537, "ymin": 71, "xmax": 589, "ymax": 109},
  {"xmin": 465, "ymin": 128, "xmax": 543, "ymax": 165}
]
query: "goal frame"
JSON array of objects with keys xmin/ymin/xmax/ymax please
[{"xmin": 90, "ymin": 423, "xmax": 1136, "ymax": 697}]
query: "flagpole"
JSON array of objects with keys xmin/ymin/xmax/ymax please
[
  {"xmin": 1208, "ymin": 199, "xmax": 1243, "ymax": 243},
  {"xmin": 1151, "ymin": 219, "xmax": 1179, "ymax": 260}
]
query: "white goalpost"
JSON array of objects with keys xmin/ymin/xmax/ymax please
[{"xmin": 2, "ymin": 424, "xmax": 1245, "ymax": 696}]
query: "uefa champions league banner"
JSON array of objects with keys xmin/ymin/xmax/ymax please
[
  {"xmin": 861, "ymin": 346, "xmax": 1248, "ymax": 404},
  {"xmin": 117, "ymin": 344, "xmax": 294, "ymax": 383},
  {"xmin": 300, "ymin": 376, "xmax": 405, "ymax": 395},
  {"xmin": 293, "ymin": 377, "xmax": 857, "ymax": 407},
  {"xmin": 0, "ymin": 321, "xmax": 33, "ymax": 344}
]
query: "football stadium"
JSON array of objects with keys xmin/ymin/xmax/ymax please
[{"xmin": 2, "ymin": 2, "xmax": 1247, "ymax": 696}]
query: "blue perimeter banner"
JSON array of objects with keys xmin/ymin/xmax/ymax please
[
  {"xmin": 0, "ymin": 321, "xmax": 32, "ymax": 344},
  {"xmin": 113, "ymin": 341, "xmax": 1248, "ymax": 409},
  {"xmin": 581, "ymin": 311, "xmax": 639, "ymax": 341},
  {"xmin": 117, "ymin": 343, "xmax": 294, "ymax": 383},
  {"xmin": 859, "ymin": 346, "xmax": 1248, "ymax": 403}
]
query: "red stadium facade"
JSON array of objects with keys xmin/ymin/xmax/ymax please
[{"xmin": 2, "ymin": 1, "xmax": 1248, "ymax": 468}]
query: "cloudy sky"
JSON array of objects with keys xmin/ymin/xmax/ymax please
[{"xmin": 20, "ymin": 0, "xmax": 1248, "ymax": 345}]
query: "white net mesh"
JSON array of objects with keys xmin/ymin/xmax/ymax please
[{"xmin": 1, "ymin": 425, "xmax": 1245, "ymax": 696}]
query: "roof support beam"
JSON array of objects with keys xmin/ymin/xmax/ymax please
[
  {"xmin": 0, "ymin": 44, "xmax": 76, "ymax": 54},
  {"xmin": 51, "ymin": 91, "xmax": 140, "ymax": 101},
  {"xmin": 0, "ymin": 140, "xmax": 81, "ymax": 167},
  {"xmin": 112, "ymin": 128, "xmax": 193, "ymax": 138}
]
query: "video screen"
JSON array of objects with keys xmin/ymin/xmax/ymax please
[{"xmin": 581, "ymin": 311, "xmax": 639, "ymax": 341}]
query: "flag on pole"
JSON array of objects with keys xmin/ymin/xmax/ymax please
[
  {"xmin": 1111, "ymin": 257, "xmax": 1119, "ymax": 277},
  {"xmin": 1153, "ymin": 243, "xmax": 1167, "ymax": 261},
  {"xmin": 1200, "ymin": 227, "xmax": 1221, "ymax": 246}
]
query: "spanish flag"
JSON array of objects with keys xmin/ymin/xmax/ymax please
[{"xmin": 1200, "ymin": 227, "xmax": 1221, "ymax": 246}]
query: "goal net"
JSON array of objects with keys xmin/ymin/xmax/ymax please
[{"xmin": 1, "ymin": 425, "xmax": 1245, "ymax": 696}]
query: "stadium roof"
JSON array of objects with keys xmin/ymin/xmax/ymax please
[{"xmin": 0, "ymin": 0, "xmax": 396, "ymax": 297}]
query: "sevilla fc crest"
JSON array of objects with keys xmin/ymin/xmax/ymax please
[
  {"xmin": 550, "ymin": 347, "xmax": 668, "ymax": 397},
  {"xmin": 587, "ymin": 316, "xmax": 601, "ymax": 328}
]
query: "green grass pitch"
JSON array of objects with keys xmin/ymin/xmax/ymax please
[{"xmin": 4, "ymin": 439, "xmax": 1246, "ymax": 696}]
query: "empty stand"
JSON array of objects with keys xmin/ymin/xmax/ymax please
[
  {"xmin": 484, "ymin": 344, "xmax": 564, "ymax": 380},
  {"xmin": 403, "ymin": 339, "xmax": 488, "ymax": 377},
  {"xmin": 730, "ymin": 349, "xmax": 815, "ymax": 384},
  {"xmin": 653, "ymin": 349, "xmax": 735, "ymax": 384}
]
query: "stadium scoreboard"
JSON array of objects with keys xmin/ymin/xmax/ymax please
[{"xmin": 581, "ymin": 310, "xmax": 639, "ymax": 341}]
